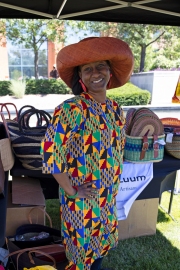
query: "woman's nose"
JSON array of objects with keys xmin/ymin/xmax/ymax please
[{"xmin": 91, "ymin": 67, "xmax": 100, "ymax": 76}]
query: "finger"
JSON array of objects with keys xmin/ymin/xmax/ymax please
[
  {"xmin": 82, "ymin": 182, "xmax": 92, "ymax": 188},
  {"xmin": 90, "ymin": 189, "xmax": 99, "ymax": 195},
  {"xmin": 84, "ymin": 194, "xmax": 97, "ymax": 200},
  {"xmin": 82, "ymin": 188, "xmax": 99, "ymax": 195}
]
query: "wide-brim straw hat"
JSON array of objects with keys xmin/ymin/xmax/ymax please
[{"xmin": 57, "ymin": 37, "xmax": 134, "ymax": 89}]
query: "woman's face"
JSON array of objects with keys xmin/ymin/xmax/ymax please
[{"xmin": 78, "ymin": 60, "xmax": 111, "ymax": 93}]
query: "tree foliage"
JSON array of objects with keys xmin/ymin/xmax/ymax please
[
  {"xmin": 68, "ymin": 21, "xmax": 180, "ymax": 72},
  {"xmin": 4, "ymin": 19, "xmax": 65, "ymax": 78}
]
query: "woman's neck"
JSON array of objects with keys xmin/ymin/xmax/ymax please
[{"xmin": 86, "ymin": 90, "xmax": 106, "ymax": 103}]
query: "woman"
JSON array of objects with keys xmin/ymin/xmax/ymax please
[{"xmin": 41, "ymin": 37, "xmax": 134, "ymax": 270}]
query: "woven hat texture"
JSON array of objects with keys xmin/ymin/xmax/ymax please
[{"xmin": 57, "ymin": 37, "xmax": 134, "ymax": 89}]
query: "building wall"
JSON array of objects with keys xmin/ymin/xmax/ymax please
[
  {"xmin": 1, "ymin": 36, "xmax": 59, "ymax": 80},
  {"xmin": 48, "ymin": 41, "xmax": 56, "ymax": 77},
  {"xmin": 130, "ymin": 71, "xmax": 180, "ymax": 104},
  {"xmin": 48, "ymin": 39, "xmax": 64, "ymax": 78},
  {"xmin": 0, "ymin": 35, "xmax": 9, "ymax": 80}
]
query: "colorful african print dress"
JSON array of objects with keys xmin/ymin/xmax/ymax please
[{"xmin": 41, "ymin": 92, "xmax": 125, "ymax": 270}]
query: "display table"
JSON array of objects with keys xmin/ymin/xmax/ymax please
[{"xmin": 10, "ymin": 152, "xmax": 180, "ymax": 200}]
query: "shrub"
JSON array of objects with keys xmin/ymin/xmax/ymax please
[
  {"xmin": 107, "ymin": 82, "xmax": 151, "ymax": 106},
  {"xmin": 9, "ymin": 80, "xmax": 26, "ymax": 98},
  {"xmin": 0, "ymin": 81, "xmax": 11, "ymax": 96},
  {"xmin": 25, "ymin": 79, "xmax": 71, "ymax": 95}
]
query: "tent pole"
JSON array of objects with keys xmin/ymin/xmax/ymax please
[
  {"xmin": 0, "ymin": 2, "xmax": 53, "ymax": 18},
  {"xmin": 56, "ymin": 0, "xmax": 68, "ymax": 18}
]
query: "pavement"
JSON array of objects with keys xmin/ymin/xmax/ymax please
[
  {"xmin": 0, "ymin": 94, "xmax": 74, "ymax": 112},
  {"xmin": 1, "ymin": 94, "xmax": 180, "ymax": 119}
]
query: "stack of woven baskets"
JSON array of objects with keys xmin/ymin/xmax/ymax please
[
  {"xmin": 124, "ymin": 107, "xmax": 165, "ymax": 163},
  {"xmin": 161, "ymin": 118, "xmax": 180, "ymax": 159}
]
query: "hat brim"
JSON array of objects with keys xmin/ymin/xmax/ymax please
[{"xmin": 57, "ymin": 37, "xmax": 134, "ymax": 89}]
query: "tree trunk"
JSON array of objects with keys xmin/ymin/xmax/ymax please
[
  {"xmin": 34, "ymin": 51, "xmax": 39, "ymax": 79},
  {"xmin": 139, "ymin": 45, "xmax": 146, "ymax": 72}
]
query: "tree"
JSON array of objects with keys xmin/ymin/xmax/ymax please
[
  {"xmin": 150, "ymin": 26, "xmax": 180, "ymax": 70},
  {"xmin": 4, "ymin": 19, "xmax": 65, "ymax": 78},
  {"xmin": 83, "ymin": 21, "xmax": 168, "ymax": 72}
]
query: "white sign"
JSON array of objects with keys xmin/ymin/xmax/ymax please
[{"xmin": 116, "ymin": 162, "xmax": 153, "ymax": 220}]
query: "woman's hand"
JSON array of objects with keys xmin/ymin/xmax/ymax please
[{"xmin": 76, "ymin": 182, "xmax": 99, "ymax": 199}]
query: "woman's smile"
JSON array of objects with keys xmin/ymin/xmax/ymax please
[
  {"xmin": 92, "ymin": 78, "xmax": 103, "ymax": 84},
  {"xmin": 79, "ymin": 60, "xmax": 111, "ymax": 93}
]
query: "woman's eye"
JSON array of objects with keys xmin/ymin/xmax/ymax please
[
  {"xmin": 98, "ymin": 64, "xmax": 105, "ymax": 68},
  {"xmin": 84, "ymin": 67, "xmax": 91, "ymax": 72}
]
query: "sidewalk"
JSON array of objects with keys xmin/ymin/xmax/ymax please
[
  {"xmin": 1, "ymin": 94, "xmax": 180, "ymax": 118},
  {"xmin": 0, "ymin": 94, "xmax": 74, "ymax": 111}
]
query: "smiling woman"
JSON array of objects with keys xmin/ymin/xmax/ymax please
[
  {"xmin": 41, "ymin": 36, "xmax": 134, "ymax": 270},
  {"xmin": 78, "ymin": 61, "xmax": 111, "ymax": 103}
]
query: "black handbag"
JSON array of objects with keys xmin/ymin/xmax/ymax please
[
  {"xmin": 9, "ymin": 207, "xmax": 62, "ymax": 249},
  {"xmin": 4, "ymin": 106, "xmax": 52, "ymax": 170}
]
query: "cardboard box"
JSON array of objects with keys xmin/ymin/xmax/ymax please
[
  {"xmin": 6, "ymin": 177, "xmax": 45, "ymax": 236},
  {"xmin": 118, "ymin": 198, "xmax": 159, "ymax": 240}
]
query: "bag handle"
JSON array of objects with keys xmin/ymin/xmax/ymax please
[
  {"xmin": 28, "ymin": 250, "xmax": 56, "ymax": 267},
  {"xmin": 16, "ymin": 249, "xmax": 56, "ymax": 270},
  {"xmin": 18, "ymin": 105, "xmax": 36, "ymax": 128},
  {"xmin": 18, "ymin": 109, "xmax": 51, "ymax": 133},
  {"xmin": 4, "ymin": 238, "xmax": 64, "ymax": 260},
  {"xmin": 25, "ymin": 110, "xmax": 51, "ymax": 129},
  {"xmin": 28, "ymin": 207, "xmax": 53, "ymax": 228},
  {"xmin": 0, "ymin": 103, "xmax": 18, "ymax": 120}
]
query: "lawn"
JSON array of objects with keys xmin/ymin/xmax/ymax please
[{"xmin": 46, "ymin": 191, "xmax": 180, "ymax": 270}]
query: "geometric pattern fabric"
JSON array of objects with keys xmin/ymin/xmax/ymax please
[{"xmin": 41, "ymin": 92, "xmax": 125, "ymax": 270}]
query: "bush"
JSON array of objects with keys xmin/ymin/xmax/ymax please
[
  {"xmin": 25, "ymin": 79, "xmax": 71, "ymax": 95},
  {"xmin": 0, "ymin": 79, "xmax": 71, "ymax": 96},
  {"xmin": 107, "ymin": 82, "xmax": 151, "ymax": 106},
  {"xmin": 0, "ymin": 81, "xmax": 11, "ymax": 96}
]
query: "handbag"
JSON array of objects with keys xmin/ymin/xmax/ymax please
[
  {"xmin": 5, "ymin": 208, "xmax": 67, "ymax": 270},
  {"xmin": 5, "ymin": 240, "xmax": 60, "ymax": 270},
  {"xmin": 3, "ymin": 106, "xmax": 52, "ymax": 170},
  {"xmin": 124, "ymin": 108, "xmax": 165, "ymax": 163},
  {"xmin": 0, "ymin": 112, "xmax": 15, "ymax": 198},
  {"xmin": 161, "ymin": 117, "xmax": 180, "ymax": 159},
  {"xmin": 0, "ymin": 113, "xmax": 15, "ymax": 172},
  {"xmin": 9, "ymin": 207, "xmax": 62, "ymax": 249}
]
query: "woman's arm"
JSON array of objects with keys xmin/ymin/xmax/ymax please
[{"xmin": 53, "ymin": 173, "xmax": 76, "ymax": 196}]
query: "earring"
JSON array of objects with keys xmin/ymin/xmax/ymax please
[
  {"xmin": 79, "ymin": 79, "xmax": 87, "ymax": 92},
  {"xmin": 107, "ymin": 74, "xmax": 112, "ymax": 89}
]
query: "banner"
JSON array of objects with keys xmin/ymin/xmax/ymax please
[
  {"xmin": 172, "ymin": 74, "xmax": 180, "ymax": 103},
  {"xmin": 116, "ymin": 162, "xmax": 153, "ymax": 220}
]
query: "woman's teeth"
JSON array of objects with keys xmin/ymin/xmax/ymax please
[{"xmin": 93, "ymin": 78, "xmax": 102, "ymax": 83}]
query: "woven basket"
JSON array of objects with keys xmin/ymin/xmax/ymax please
[
  {"xmin": 161, "ymin": 117, "xmax": 180, "ymax": 127},
  {"xmin": 165, "ymin": 135, "xmax": 180, "ymax": 159},
  {"xmin": 124, "ymin": 134, "xmax": 165, "ymax": 163}
]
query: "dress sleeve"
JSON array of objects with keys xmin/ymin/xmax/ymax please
[
  {"xmin": 112, "ymin": 100, "xmax": 126, "ymax": 151},
  {"xmin": 41, "ymin": 102, "xmax": 83, "ymax": 174}
]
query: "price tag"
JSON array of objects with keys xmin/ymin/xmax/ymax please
[{"xmin": 166, "ymin": 133, "xmax": 173, "ymax": 143}]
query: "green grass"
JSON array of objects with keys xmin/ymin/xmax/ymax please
[{"xmin": 46, "ymin": 192, "xmax": 180, "ymax": 270}]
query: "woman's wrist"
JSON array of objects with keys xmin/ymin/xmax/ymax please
[{"xmin": 66, "ymin": 186, "xmax": 78, "ymax": 198}]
